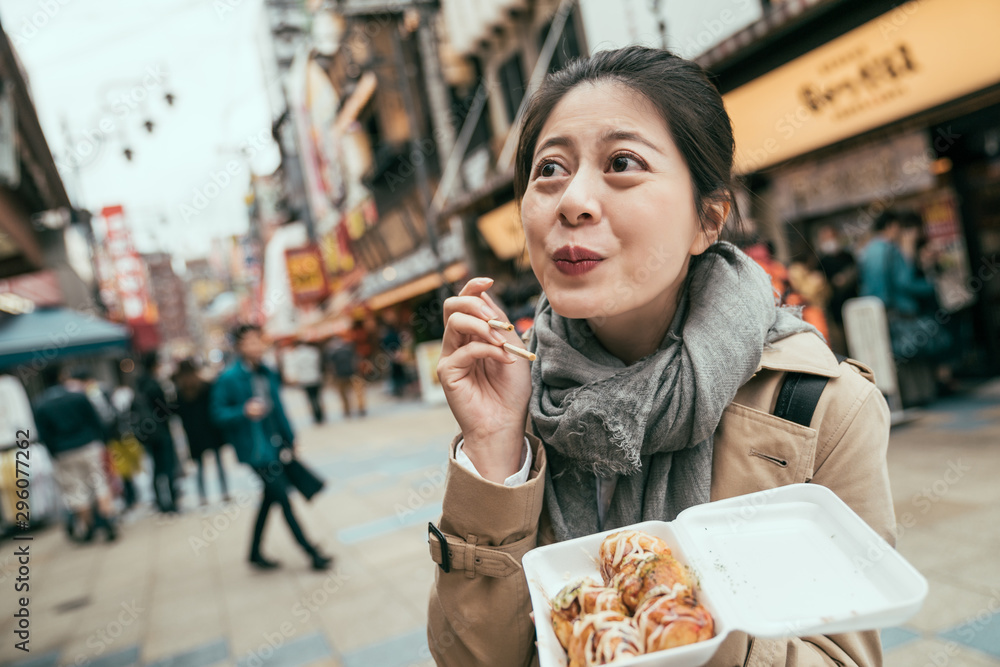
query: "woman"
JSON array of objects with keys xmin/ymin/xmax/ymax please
[
  {"xmin": 173, "ymin": 359, "xmax": 230, "ymax": 505},
  {"xmin": 427, "ymin": 47, "xmax": 893, "ymax": 667}
]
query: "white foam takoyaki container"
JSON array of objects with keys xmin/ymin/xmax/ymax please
[{"xmin": 523, "ymin": 483, "xmax": 927, "ymax": 667}]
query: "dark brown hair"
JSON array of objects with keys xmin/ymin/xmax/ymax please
[{"xmin": 514, "ymin": 46, "xmax": 740, "ymax": 247}]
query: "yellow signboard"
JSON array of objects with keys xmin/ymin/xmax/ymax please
[
  {"xmin": 285, "ymin": 245, "xmax": 329, "ymax": 305},
  {"xmin": 724, "ymin": 0, "xmax": 1000, "ymax": 174}
]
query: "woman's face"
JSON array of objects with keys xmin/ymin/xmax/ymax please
[{"xmin": 521, "ymin": 80, "xmax": 717, "ymax": 323}]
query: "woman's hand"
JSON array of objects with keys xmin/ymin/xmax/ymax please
[{"xmin": 437, "ymin": 277, "xmax": 532, "ymax": 483}]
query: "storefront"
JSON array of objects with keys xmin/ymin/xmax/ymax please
[{"xmin": 715, "ymin": 0, "xmax": 1000, "ymax": 372}]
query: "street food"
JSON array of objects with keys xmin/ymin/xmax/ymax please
[
  {"xmin": 598, "ymin": 530, "xmax": 672, "ymax": 585},
  {"xmin": 616, "ymin": 553, "xmax": 693, "ymax": 614},
  {"xmin": 549, "ymin": 530, "xmax": 714, "ymax": 665},
  {"xmin": 634, "ymin": 591, "xmax": 715, "ymax": 653},
  {"xmin": 566, "ymin": 611, "xmax": 643, "ymax": 667},
  {"xmin": 552, "ymin": 578, "xmax": 628, "ymax": 651}
]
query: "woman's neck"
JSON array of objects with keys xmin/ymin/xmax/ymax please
[{"xmin": 586, "ymin": 283, "xmax": 683, "ymax": 365}]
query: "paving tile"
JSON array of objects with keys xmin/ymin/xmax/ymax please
[
  {"xmin": 335, "ymin": 502, "xmax": 441, "ymax": 545},
  {"xmin": 941, "ymin": 609, "xmax": 1000, "ymax": 659},
  {"xmin": 299, "ymin": 660, "xmax": 342, "ymax": 667},
  {"xmin": 233, "ymin": 631, "xmax": 332, "ymax": 667},
  {"xmin": 143, "ymin": 603, "xmax": 225, "ymax": 660},
  {"xmin": 145, "ymin": 637, "xmax": 228, "ymax": 667},
  {"xmin": 317, "ymin": 584, "xmax": 422, "ymax": 654},
  {"xmin": 880, "ymin": 626, "xmax": 920, "ymax": 651},
  {"xmin": 905, "ymin": 576, "xmax": 999, "ymax": 634},
  {"xmin": 59, "ymin": 645, "xmax": 140, "ymax": 667},
  {"xmin": 7, "ymin": 650, "xmax": 60, "ymax": 667},
  {"xmin": 341, "ymin": 628, "xmax": 428, "ymax": 667},
  {"xmin": 884, "ymin": 638, "xmax": 1000, "ymax": 667},
  {"xmin": 894, "ymin": 524, "xmax": 990, "ymax": 574}
]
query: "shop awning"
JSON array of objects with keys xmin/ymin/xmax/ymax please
[
  {"xmin": 367, "ymin": 262, "xmax": 468, "ymax": 311},
  {"xmin": 0, "ymin": 307, "xmax": 131, "ymax": 369}
]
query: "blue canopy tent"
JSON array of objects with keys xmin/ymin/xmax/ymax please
[{"xmin": 0, "ymin": 307, "xmax": 131, "ymax": 369}]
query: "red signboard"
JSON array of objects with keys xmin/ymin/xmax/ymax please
[{"xmin": 99, "ymin": 205, "xmax": 157, "ymax": 328}]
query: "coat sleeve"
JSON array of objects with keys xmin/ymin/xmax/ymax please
[
  {"xmin": 270, "ymin": 372, "xmax": 296, "ymax": 445},
  {"xmin": 32, "ymin": 403, "xmax": 52, "ymax": 452},
  {"xmin": 742, "ymin": 377, "xmax": 894, "ymax": 667},
  {"xmin": 210, "ymin": 374, "xmax": 246, "ymax": 430},
  {"xmin": 427, "ymin": 434, "xmax": 547, "ymax": 667}
]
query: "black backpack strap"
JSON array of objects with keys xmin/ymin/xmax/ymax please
[{"xmin": 772, "ymin": 354, "xmax": 847, "ymax": 427}]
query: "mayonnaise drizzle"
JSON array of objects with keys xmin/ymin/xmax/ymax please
[{"xmin": 574, "ymin": 611, "xmax": 642, "ymax": 665}]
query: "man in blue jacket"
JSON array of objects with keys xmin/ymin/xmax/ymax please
[
  {"xmin": 33, "ymin": 364, "xmax": 117, "ymax": 542},
  {"xmin": 211, "ymin": 324, "xmax": 332, "ymax": 570}
]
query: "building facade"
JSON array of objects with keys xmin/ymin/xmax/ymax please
[{"xmin": 701, "ymin": 0, "xmax": 1000, "ymax": 373}]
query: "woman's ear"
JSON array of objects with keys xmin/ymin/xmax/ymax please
[{"xmin": 690, "ymin": 200, "xmax": 730, "ymax": 255}]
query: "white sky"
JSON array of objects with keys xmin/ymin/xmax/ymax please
[{"xmin": 0, "ymin": 0, "xmax": 282, "ymax": 260}]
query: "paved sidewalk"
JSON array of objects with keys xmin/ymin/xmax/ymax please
[{"xmin": 1, "ymin": 380, "xmax": 998, "ymax": 667}]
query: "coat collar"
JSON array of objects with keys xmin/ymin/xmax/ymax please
[{"xmin": 758, "ymin": 332, "xmax": 842, "ymax": 378}]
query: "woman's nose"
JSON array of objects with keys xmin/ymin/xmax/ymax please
[{"xmin": 557, "ymin": 169, "xmax": 601, "ymax": 227}]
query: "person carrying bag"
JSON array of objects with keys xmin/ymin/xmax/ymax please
[{"xmin": 211, "ymin": 324, "xmax": 332, "ymax": 571}]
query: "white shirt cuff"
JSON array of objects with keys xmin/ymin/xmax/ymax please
[{"xmin": 454, "ymin": 437, "xmax": 532, "ymax": 487}]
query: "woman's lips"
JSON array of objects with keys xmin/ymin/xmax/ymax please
[{"xmin": 552, "ymin": 246, "xmax": 604, "ymax": 276}]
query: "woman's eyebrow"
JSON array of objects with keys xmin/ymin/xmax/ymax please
[
  {"xmin": 534, "ymin": 135, "xmax": 573, "ymax": 157},
  {"xmin": 600, "ymin": 129, "xmax": 661, "ymax": 153}
]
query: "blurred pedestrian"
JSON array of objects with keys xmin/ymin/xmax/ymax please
[
  {"xmin": 173, "ymin": 359, "xmax": 230, "ymax": 505},
  {"xmin": 815, "ymin": 225, "xmax": 858, "ymax": 355},
  {"xmin": 859, "ymin": 210, "xmax": 936, "ymax": 314},
  {"xmin": 285, "ymin": 341, "xmax": 325, "ymax": 423},
  {"xmin": 134, "ymin": 352, "xmax": 180, "ymax": 513},
  {"xmin": 71, "ymin": 368, "xmax": 126, "ymax": 511},
  {"xmin": 324, "ymin": 336, "xmax": 367, "ymax": 418},
  {"xmin": 109, "ymin": 380, "xmax": 143, "ymax": 511},
  {"xmin": 211, "ymin": 324, "xmax": 332, "ymax": 571},
  {"xmin": 379, "ymin": 315, "xmax": 409, "ymax": 397},
  {"xmin": 859, "ymin": 210, "xmax": 953, "ymax": 400},
  {"xmin": 32, "ymin": 364, "xmax": 117, "ymax": 542},
  {"xmin": 742, "ymin": 237, "xmax": 829, "ymax": 342}
]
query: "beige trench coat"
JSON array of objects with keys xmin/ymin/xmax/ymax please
[{"xmin": 427, "ymin": 332, "xmax": 895, "ymax": 667}]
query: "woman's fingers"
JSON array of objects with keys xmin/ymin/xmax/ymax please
[
  {"xmin": 443, "ymin": 312, "xmax": 508, "ymax": 349},
  {"xmin": 443, "ymin": 295, "xmax": 500, "ymax": 323},
  {"xmin": 458, "ymin": 276, "xmax": 494, "ymax": 297},
  {"xmin": 437, "ymin": 341, "xmax": 515, "ymax": 387}
]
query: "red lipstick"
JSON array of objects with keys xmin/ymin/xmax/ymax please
[{"xmin": 552, "ymin": 246, "xmax": 604, "ymax": 276}]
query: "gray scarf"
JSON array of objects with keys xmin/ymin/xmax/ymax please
[{"xmin": 528, "ymin": 243, "xmax": 817, "ymax": 541}]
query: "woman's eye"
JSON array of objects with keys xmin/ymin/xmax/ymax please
[
  {"xmin": 610, "ymin": 154, "xmax": 643, "ymax": 173},
  {"xmin": 535, "ymin": 160, "xmax": 565, "ymax": 179}
]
